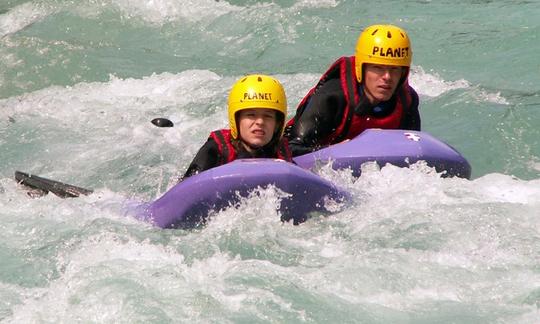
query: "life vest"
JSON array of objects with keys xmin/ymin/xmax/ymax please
[
  {"xmin": 209, "ymin": 129, "xmax": 293, "ymax": 165},
  {"xmin": 287, "ymin": 56, "xmax": 414, "ymax": 145}
]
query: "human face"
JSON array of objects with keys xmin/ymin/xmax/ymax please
[
  {"xmin": 363, "ymin": 63, "xmax": 404, "ymax": 105},
  {"xmin": 237, "ymin": 108, "xmax": 277, "ymax": 151}
]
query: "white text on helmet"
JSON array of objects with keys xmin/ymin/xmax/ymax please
[
  {"xmin": 244, "ymin": 92, "xmax": 273, "ymax": 100},
  {"xmin": 372, "ymin": 46, "xmax": 409, "ymax": 58}
]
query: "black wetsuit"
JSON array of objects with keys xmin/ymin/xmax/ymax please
[
  {"xmin": 286, "ymin": 78, "xmax": 420, "ymax": 157},
  {"xmin": 182, "ymin": 136, "xmax": 291, "ymax": 180}
]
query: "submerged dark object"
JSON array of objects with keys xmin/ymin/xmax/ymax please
[
  {"xmin": 15, "ymin": 171, "xmax": 93, "ymax": 198},
  {"xmin": 151, "ymin": 118, "xmax": 174, "ymax": 127}
]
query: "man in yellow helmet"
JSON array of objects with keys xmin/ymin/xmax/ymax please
[
  {"xmin": 182, "ymin": 74, "xmax": 292, "ymax": 179},
  {"xmin": 285, "ymin": 24, "xmax": 420, "ymax": 156}
]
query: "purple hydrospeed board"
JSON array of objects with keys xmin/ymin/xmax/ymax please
[
  {"xmin": 134, "ymin": 159, "xmax": 350, "ymax": 228},
  {"xmin": 293, "ymin": 129, "xmax": 471, "ymax": 178},
  {"xmin": 135, "ymin": 129, "xmax": 470, "ymax": 228}
]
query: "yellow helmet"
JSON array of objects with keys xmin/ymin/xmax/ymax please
[
  {"xmin": 228, "ymin": 74, "xmax": 287, "ymax": 140},
  {"xmin": 355, "ymin": 24, "xmax": 412, "ymax": 83}
]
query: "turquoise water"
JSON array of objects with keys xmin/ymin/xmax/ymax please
[{"xmin": 1, "ymin": 0, "xmax": 540, "ymax": 322}]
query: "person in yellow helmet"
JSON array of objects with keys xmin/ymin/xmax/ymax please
[
  {"xmin": 181, "ymin": 74, "xmax": 293, "ymax": 179},
  {"xmin": 285, "ymin": 24, "xmax": 420, "ymax": 156}
]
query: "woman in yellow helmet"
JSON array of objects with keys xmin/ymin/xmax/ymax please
[
  {"xmin": 181, "ymin": 74, "xmax": 293, "ymax": 179},
  {"xmin": 285, "ymin": 24, "xmax": 421, "ymax": 156}
]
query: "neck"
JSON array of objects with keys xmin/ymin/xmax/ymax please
[
  {"xmin": 241, "ymin": 141, "xmax": 257, "ymax": 153},
  {"xmin": 241, "ymin": 140, "xmax": 271, "ymax": 154}
]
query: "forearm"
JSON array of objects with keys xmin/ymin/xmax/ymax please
[
  {"xmin": 287, "ymin": 137, "xmax": 320, "ymax": 156},
  {"xmin": 180, "ymin": 139, "xmax": 219, "ymax": 181},
  {"xmin": 286, "ymin": 83, "xmax": 345, "ymax": 156}
]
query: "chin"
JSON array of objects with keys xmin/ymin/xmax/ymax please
[
  {"xmin": 376, "ymin": 94, "xmax": 392, "ymax": 102},
  {"xmin": 248, "ymin": 141, "xmax": 266, "ymax": 147}
]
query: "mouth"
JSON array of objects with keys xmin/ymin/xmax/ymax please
[
  {"xmin": 252, "ymin": 129, "xmax": 266, "ymax": 137},
  {"xmin": 379, "ymin": 84, "xmax": 392, "ymax": 91},
  {"xmin": 376, "ymin": 84, "xmax": 394, "ymax": 96}
]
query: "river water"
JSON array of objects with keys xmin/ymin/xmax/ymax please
[{"xmin": 1, "ymin": 0, "xmax": 539, "ymax": 322}]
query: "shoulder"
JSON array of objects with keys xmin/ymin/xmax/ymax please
[
  {"xmin": 209, "ymin": 129, "xmax": 231, "ymax": 139},
  {"xmin": 196, "ymin": 136, "xmax": 219, "ymax": 155},
  {"xmin": 313, "ymin": 78, "xmax": 344, "ymax": 96},
  {"xmin": 407, "ymin": 85, "xmax": 419, "ymax": 108},
  {"xmin": 327, "ymin": 56, "xmax": 354, "ymax": 68},
  {"xmin": 406, "ymin": 84, "xmax": 419, "ymax": 98},
  {"xmin": 399, "ymin": 83, "xmax": 419, "ymax": 109}
]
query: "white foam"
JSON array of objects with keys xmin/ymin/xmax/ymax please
[
  {"xmin": 409, "ymin": 65, "xmax": 470, "ymax": 97},
  {"xmin": 204, "ymin": 186, "xmax": 287, "ymax": 234},
  {"xmin": 106, "ymin": 0, "xmax": 340, "ymax": 26},
  {"xmin": 5, "ymin": 232, "xmax": 187, "ymax": 322},
  {"xmin": 0, "ymin": 69, "xmax": 233, "ymax": 187},
  {"xmin": 292, "ymin": 0, "xmax": 339, "ymax": 9},
  {"xmin": 0, "ymin": 69, "xmax": 222, "ymax": 122},
  {"xmin": 0, "ymin": 3, "xmax": 57, "ymax": 37},
  {"xmin": 471, "ymin": 86, "xmax": 510, "ymax": 105},
  {"xmin": 109, "ymin": 0, "xmax": 240, "ymax": 25},
  {"xmin": 472, "ymin": 173, "xmax": 540, "ymax": 204},
  {"xmin": 410, "ymin": 66, "xmax": 510, "ymax": 105}
]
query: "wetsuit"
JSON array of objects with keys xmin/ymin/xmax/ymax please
[
  {"xmin": 182, "ymin": 129, "xmax": 292, "ymax": 180},
  {"xmin": 286, "ymin": 56, "xmax": 420, "ymax": 157}
]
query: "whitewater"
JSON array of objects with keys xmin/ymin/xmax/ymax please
[{"xmin": 1, "ymin": 0, "xmax": 539, "ymax": 323}]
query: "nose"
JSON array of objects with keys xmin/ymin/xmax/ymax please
[
  {"xmin": 381, "ymin": 68, "xmax": 392, "ymax": 80},
  {"xmin": 254, "ymin": 115, "xmax": 264, "ymax": 124}
]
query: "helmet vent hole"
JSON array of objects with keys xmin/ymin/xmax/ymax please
[
  {"xmin": 258, "ymin": 76, "xmax": 262, "ymax": 82},
  {"xmin": 387, "ymin": 31, "xmax": 392, "ymax": 38},
  {"xmin": 241, "ymin": 77, "xmax": 247, "ymax": 83},
  {"xmin": 371, "ymin": 29, "xmax": 378, "ymax": 36}
]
